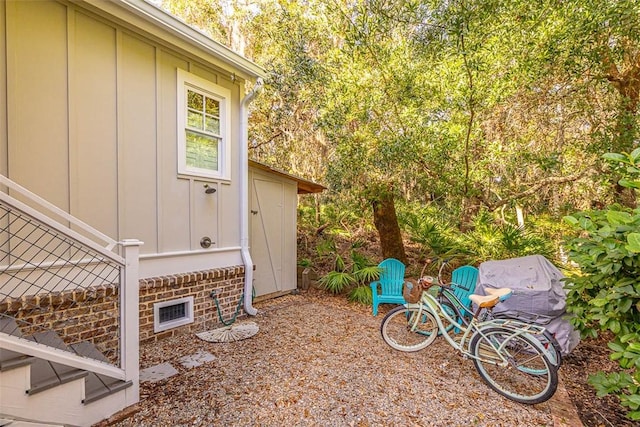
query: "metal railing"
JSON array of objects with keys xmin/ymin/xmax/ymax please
[{"xmin": 0, "ymin": 175, "xmax": 141, "ymax": 382}]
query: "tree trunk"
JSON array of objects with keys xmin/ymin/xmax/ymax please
[
  {"xmin": 371, "ymin": 192, "xmax": 407, "ymax": 264},
  {"xmin": 604, "ymin": 49, "xmax": 640, "ymax": 207}
]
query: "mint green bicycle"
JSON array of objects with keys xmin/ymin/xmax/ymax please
[{"xmin": 380, "ymin": 277, "xmax": 558, "ymax": 404}]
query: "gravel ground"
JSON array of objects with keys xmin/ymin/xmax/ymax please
[{"xmin": 109, "ymin": 290, "xmax": 564, "ymax": 427}]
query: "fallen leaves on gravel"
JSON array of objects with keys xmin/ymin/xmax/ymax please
[{"xmin": 112, "ymin": 291, "xmax": 555, "ymax": 427}]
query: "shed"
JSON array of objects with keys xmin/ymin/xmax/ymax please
[{"xmin": 248, "ymin": 160, "xmax": 325, "ymax": 299}]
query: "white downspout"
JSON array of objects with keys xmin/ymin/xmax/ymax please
[{"xmin": 240, "ymin": 78, "xmax": 263, "ymax": 316}]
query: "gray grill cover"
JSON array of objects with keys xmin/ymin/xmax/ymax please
[{"xmin": 477, "ymin": 254, "xmax": 580, "ymax": 355}]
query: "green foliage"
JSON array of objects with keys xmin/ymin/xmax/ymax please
[
  {"xmin": 401, "ymin": 205, "xmax": 555, "ymax": 266},
  {"xmin": 400, "ymin": 206, "xmax": 461, "ymax": 260},
  {"xmin": 348, "ymin": 284, "xmax": 372, "ymax": 305},
  {"xmin": 297, "ymin": 204, "xmax": 319, "ymax": 231},
  {"xmin": 298, "ymin": 258, "xmax": 312, "ymax": 268},
  {"xmin": 318, "ymin": 246, "xmax": 379, "ymax": 304},
  {"xmin": 563, "ymin": 150, "xmax": 640, "ymax": 420},
  {"xmin": 460, "ymin": 211, "xmax": 556, "ymax": 265},
  {"xmin": 319, "ymin": 270, "xmax": 354, "ymax": 294},
  {"xmin": 563, "ymin": 208, "xmax": 640, "ymax": 337}
]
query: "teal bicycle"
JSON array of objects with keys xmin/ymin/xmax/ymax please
[{"xmin": 380, "ymin": 275, "xmax": 559, "ymax": 404}]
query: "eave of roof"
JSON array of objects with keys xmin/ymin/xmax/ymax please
[
  {"xmin": 80, "ymin": 0, "xmax": 266, "ymax": 81},
  {"xmin": 249, "ymin": 160, "xmax": 326, "ymax": 195}
]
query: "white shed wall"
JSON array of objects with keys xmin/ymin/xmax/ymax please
[{"xmin": 249, "ymin": 167, "xmax": 298, "ymax": 297}]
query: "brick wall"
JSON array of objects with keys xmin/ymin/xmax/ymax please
[
  {"xmin": 0, "ymin": 285, "xmax": 121, "ymax": 363},
  {"xmin": 138, "ymin": 266, "xmax": 246, "ymax": 344},
  {"xmin": 0, "ymin": 265, "xmax": 246, "ymax": 358}
]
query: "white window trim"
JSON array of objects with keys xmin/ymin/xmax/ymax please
[
  {"xmin": 177, "ymin": 69, "xmax": 232, "ymax": 181},
  {"xmin": 153, "ymin": 296, "xmax": 194, "ymax": 333}
]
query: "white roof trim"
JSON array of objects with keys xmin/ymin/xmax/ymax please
[{"xmin": 80, "ymin": 0, "xmax": 266, "ymax": 80}]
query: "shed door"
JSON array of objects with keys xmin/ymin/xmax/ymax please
[{"xmin": 251, "ymin": 178, "xmax": 284, "ymax": 296}]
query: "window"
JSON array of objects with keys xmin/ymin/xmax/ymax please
[
  {"xmin": 177, "ymin": 70, "xmax": 231, "ymax": 180},
  {"xmin": 153, "ymin": 296, "xmax": 194, "ymax": 333}
]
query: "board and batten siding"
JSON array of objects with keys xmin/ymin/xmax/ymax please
[
  {"xmin": 0, "ymin": 0, "xmax": 7, "ymax": 178},
  {"xmin": 1, "ymin": 0, "xmax": 244, "ymax": 277}
]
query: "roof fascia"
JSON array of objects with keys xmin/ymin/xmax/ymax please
[{"xmin": 249, "ymin": 160, "xmax": 326, "ymax": 195}]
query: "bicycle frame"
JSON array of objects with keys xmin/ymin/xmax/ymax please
[
  {"xmin": 434, "ymin": 282, "xmax": 550, "ymax": 340},
  {"xmin": 405, "ymin": 290, "xmax": 551, "ymax": 366},
  {"xmin": 436, "ymin": 285, "xmax": 474, "ymax": 325}
]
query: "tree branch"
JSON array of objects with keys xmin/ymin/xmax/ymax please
[
  {"xmin": 248, "ymin": 130, "xmax": 284, "ymax": 151},
  {"xmin": 482, "ymin": 170, "xmax": 593, "ymax": 211}
]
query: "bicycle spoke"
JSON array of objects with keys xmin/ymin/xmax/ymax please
[
  {"xmin": 470, "ymin": 327, "xmax": 558, "ymax": 404},
  {"xmin": 380, "ymin": 306, "xmax": 439, "ymax": 352}
]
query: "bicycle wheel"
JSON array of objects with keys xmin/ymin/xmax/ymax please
[
  {"xmin": 538, "ymin": 330, "xmax": 563, "ymax": 368},
  {"xmin": 438, "ymin": 299, "xmax": 456, "ymax": 333},
  {"xmin": 380, "ymin": 306, "xmax": 439, "ymax": 352},
  {"xmin": 492, "ymin": 316, "xmax": 563, "ymax": 368},
  {"xmin": 470, "ymin": 327, "xmax": 558, "ymax": 404}
]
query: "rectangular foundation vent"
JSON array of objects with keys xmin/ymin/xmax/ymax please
[{"xmin": 154, "ymin": 296, "xmax": 194, "ymax": 333}]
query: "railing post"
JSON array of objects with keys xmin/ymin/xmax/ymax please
[{"xmin": 120, "ymin": 239, "xmax": 143, "ymax": 406}]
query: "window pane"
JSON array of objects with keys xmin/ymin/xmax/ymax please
[
  {"xmin": 186, "ymin": 130, "xmax": 219, "ymax": 171},
  {"xmin": 205, "ymin": 97, "xmax": 219, "ymax": 116},
  {"xmin": 205, "ymin": 116, "xmax": 220, "ymax": 134},
  {"xmin": 187, "ymin": 90, "xmax": 203, "ymax": 110},
  {"xmin": 187, "ymin": 110, "xmax": 203, "ymax": 129}
]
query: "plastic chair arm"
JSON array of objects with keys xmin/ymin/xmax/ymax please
[{"xmin": 370, "ymin": 281, "xmax": 381, "ymax": 294}]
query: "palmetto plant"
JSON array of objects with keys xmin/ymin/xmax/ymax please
[
  {"xmin": 402, "ymin": 209, "xmax": 463, "ymax": 261},
  {"xmin": 319, "ymin": 245, "xmax": 380, "ymax": 304},
  {"xmin": 460, "ymin": 212, "xmax": 556, "ymax": 264}
]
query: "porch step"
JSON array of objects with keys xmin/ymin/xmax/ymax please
[
  {"xmin": 0, "ymin": 319, "xmax": 131, "ymax": 403},
  {"xmin": 0, "ymin": 316, "xmax": 22, "ymax": 336},
  {"xmin": 0, "ymin": 349, "xmax": 35, "ymax": 372},
  {"xmin": 29, "ymin": 332, "xmax": 132, "ymax": 403},
  {"xmin": 0, "ymin": 318, "xmax": 88, "ymax": 394},
  {"xmin": 0, "ymin": 417, "xmax": 64, "ymax": 426},
  {"xmin": 1, "ymin": 326, "xmax": 88, "ymax": 396},
  {"xmin": 69, "ymin": 341, "xmax": 133, "ymax": 404},
  {"xmin": 26, "ymin": 332, "xmax": 88, "ymax": 395},
  {"xmin": 0, "ymin": 318, "xmax": 36, "ymax": 372}
]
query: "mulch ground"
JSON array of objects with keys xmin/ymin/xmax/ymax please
[
  {"xmin": 103, "ymin": 289, "xmax": 638, "ymax": 427},
  {"xmin": 561, "ymin": 333, "xmax": 636, "ymax": 427}
]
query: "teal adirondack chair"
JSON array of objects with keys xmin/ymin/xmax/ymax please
[
  {"xmin": 449, "ymin": 265, "xmax": 479, "ymax": 330},
  {"xmin": 450, "ymin": 265, "xmax": 479, "ymax": 309},
  {"xmin": 370, "ymin": 258, "xmax": 407, "ymax": 316}
]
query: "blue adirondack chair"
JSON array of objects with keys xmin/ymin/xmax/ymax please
[
  {"xmin": 370, "ymin": 258, "xmax": 407, "ymax": 316},
  {"xmin": 449, "ymin": 265, "xmax": 479, "ymax": 330},
  {"xmin": 450, "ymin": 265, "xmax": 479, "ymax": 309}
]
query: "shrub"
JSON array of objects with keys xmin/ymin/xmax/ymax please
[
  {"xmin": 318, "ymin": 245, "xmax": 380, "ymax": 304},
  {"xmin": 460, "ymin": 210, "xmax": 556, "ymax": 265},
  {"xmin": 563, "ymin": 149, "xmax": 640, "ymax": 421},
  {"xmin": 401, "ymin": 206, "xmax": 556, "ymax": 266}
]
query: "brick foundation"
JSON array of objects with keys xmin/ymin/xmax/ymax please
[
  {"xmin": 0, "ymin": 285, "xmax": 121, "ymax": 362},
  {"xmin": 138, "ymin": 266, "xmax": 246, "ymax": 344},
  {"xmin": 0, "ymin": 265, "xmax": 247, "ymax": 356}
]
